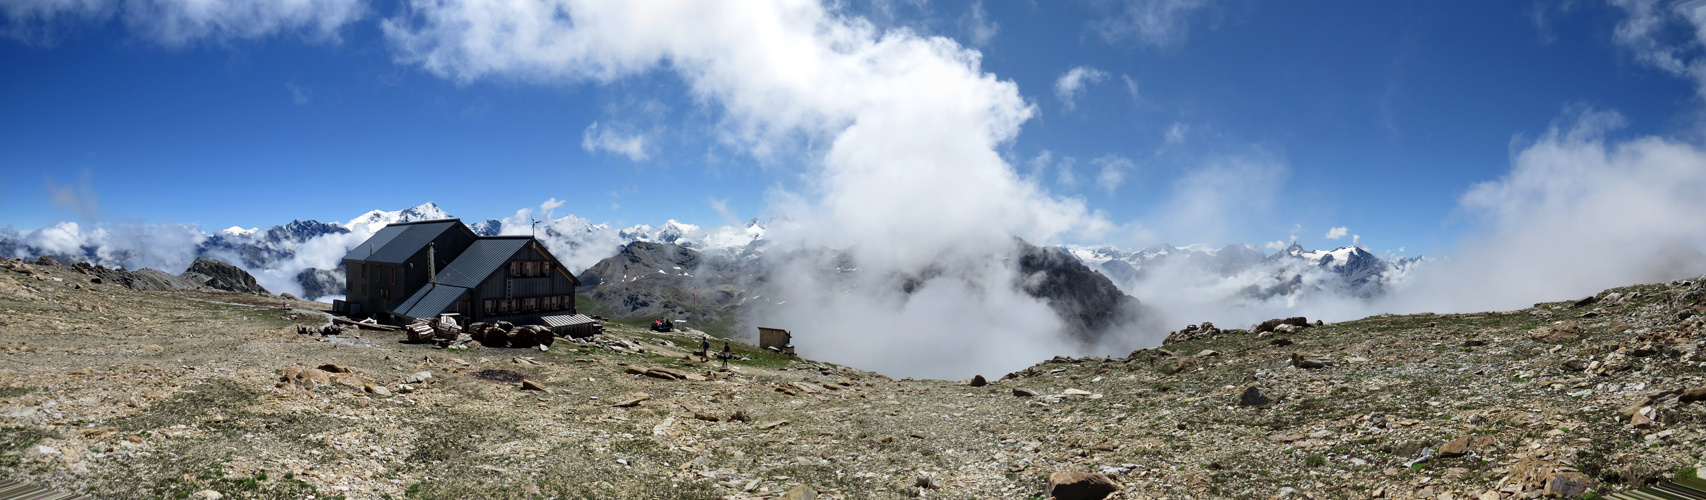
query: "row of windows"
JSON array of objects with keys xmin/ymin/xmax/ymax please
[
  {"xmin": 483, "ymin": 295, "xmax": 573, "ymax": 315},
  {"xmin": 509, "ymin": 261, "xmax": 553, "ymax": 278},
  {"xmin": 353, "ymin": 263, "xmax": 399, "ymax": 285}
]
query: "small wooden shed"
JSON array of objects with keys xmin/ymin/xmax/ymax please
[
  {"xmin": 543, "ymin": 314, "xmax": 602, "ymax": 338},
  {"xmin": 757, "ymin": 327, "xmax": 794, "ymax": 355}
]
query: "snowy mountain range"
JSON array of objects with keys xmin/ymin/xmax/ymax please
[
  {"xmin": 0, "ymin": 202, "xmax": 769, "ymax": 301},
  {"xmin": 1, "ymin": 201, "xmax": 1421, "ymax": 310},
  {"xmin": 1065, "ymin": 240, "xmax": 1424, "ymax": 304}
]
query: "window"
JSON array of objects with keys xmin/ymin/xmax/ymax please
[
  {"xmin": 360, "ymin": 284, "xmax": 367, "ymax": 295},
  {"xmin": 380, "ymin": 288, "xmax": 389, "ymax": 299},
  {"xmin": 510, "ymin": 262, "xmax": 520, "ymax": 277},
  {"xmin": 484, "ymin": 299, "xmax": 495, "ymax": 313},
  {"xmin": 523, "ymin": 298, "xmax": 537, "ymax": 312},
  {"xmin": 506, "ymin": 299, "xmax": 518, "ymax": 313},
  {"xmin": 542, "ymin": 261, "xmax": 552, "ymax": 275},
  {"xmin": 457, "ymin": 300, "xmax": 470, "ymax": 315},
  {"xmin": 390, "ymin": 266, "xmax": 398, "ymax": 284},
  {"xmin": 359, "ymin": 263, "xmax": 367, "ymax": 279}
]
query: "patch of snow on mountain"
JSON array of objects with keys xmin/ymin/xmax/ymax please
[{"xmin": 345, "ymin": 201, "xmax": 453, "ymax": 232}]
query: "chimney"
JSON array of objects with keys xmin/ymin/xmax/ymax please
[{"xmin": 428, "ymin": 243, "xmax": 437, "ymax": 285}]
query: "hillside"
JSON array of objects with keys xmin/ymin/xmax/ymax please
[{"xmin": 0, "ymin": 256, "xmax": 1702, "ymax": 499}]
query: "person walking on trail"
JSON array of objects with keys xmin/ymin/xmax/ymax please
[
  {"xmin": 700, "ymin": 337, "xmax": 710, "ymax": 360},
  {"xmin": 721, "ymin": 342, "xmax": 731, "ymax": 368}
]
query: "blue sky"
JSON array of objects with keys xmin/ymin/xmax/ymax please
[{"xmin": 2, "ymin": 0, "xmax": 1703, "ymax": 257}]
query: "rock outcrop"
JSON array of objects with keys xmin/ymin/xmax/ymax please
[{"xmin": 180, "ymin": 257, "xmax": 270, "ymax": 295}]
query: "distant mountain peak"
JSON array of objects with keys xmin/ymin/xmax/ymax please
[{"xmin": 346, "ymin": 202, "xmax": 455, "ymax": 232}]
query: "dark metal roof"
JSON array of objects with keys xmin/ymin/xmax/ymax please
[
  {"xmin": 394, "ymin": 284, "xmax": 467, "ymax": 320},
  {"xmin": 433, "ymin": 238, "xmax": 530, "ymax": 287},
  {"xmin": 340, "ymin": 219, "xmax": 464, "ymax": 263}
]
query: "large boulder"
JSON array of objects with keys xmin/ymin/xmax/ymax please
[
  {"xmin": 1045, "ymin": 471, "xmax": 1117, "ymax": 500},
  {"xmin": 180, "ymin": 258, "xmax": 270, "ymax": 295}
]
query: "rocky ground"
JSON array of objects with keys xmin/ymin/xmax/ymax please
[{"xmin": 1, "ymin": 256, "xmax": 1703, "ymax": 500}]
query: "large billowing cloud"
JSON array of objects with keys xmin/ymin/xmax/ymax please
[
  {"xmin": 1, "ymin": 0, "xmax": 367, "ymax": 45},
  {"xmin": 382, "ymin": 0, "xmax": 1117, "ymax": 377},
  {"xmin": 1384, "ymin": 109, "xmax": 1706, "ymax": 312}
]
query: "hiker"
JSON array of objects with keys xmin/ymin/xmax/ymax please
[
  {"xmin": 700, "ymin": 337, "xmax": 710, "ymax": 359},
  {"xmin": 721, "ymin": 342, "xmax": 731, "ymax": 367}
]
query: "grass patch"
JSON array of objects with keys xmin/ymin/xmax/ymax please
[
  {"xmin": 0, "ymin": 425, "xmax": 59, "ymax": 467},
  {"xmin": 0, "ymin": 386, "xmax": 31, "ymax": 398},
  {"xmin": 118, "ymin": 378, "xmax": 260, "ymax": 432}
]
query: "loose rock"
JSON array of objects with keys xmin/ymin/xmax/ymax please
[{"xmin": 1046, "ymin": 471, "xmax": 1118, "ymax": 500}]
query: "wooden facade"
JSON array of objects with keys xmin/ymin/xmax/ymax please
[{"xmin": 342, "ymin": 220, "xmax": 579, "ymax": 326}]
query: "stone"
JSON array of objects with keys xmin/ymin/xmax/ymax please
[
  {"xmin": 758, "ymin": 420, "xmax": 789, "ymax": 430},
  {"xmin": 396, "ymin": 384, "xmax": 414, "ymax": 394},
  {"xmin": 1268, "ymin": 338, "xmax": 1293, "ymax": 347},
  {"xmin": 280, "ymin": 293, "xmax": 299, "ymax": 301},
  {"xmin": 1195, "ymin": 349, "xmax": 1220, "ymax": 358},
  {"xmin": 403, "ymin": 371, "xmax": 434, "ymax": 384},
  {"xmin": 1062, "ymin": 388, "xmax": 1093, "ymax": 396},
  {"xmin": 1630, "ymin": 411, "xmax": 1655, "ymax": 429},
  {"xmin": 780, "ymin": 485, "xmax": 815, "ymax": 500},
  {"xmin": 318, "ymin": 363, "xmax": 351, "ymax": 374},
  {"xmin": 521, "ymin": 379, "xmax": 551, "ymax": 393},
  {"xmin": 614, "ymin": 393, "xmax": 651, "ymax": 407},
  {"xmin": 1542, "ymin": 472, "xmax": 1592, "ymax": 498},
  {"xmin": 365, "ymin": 384, "xmax": 392, "ymax": 396},
  {"xmin": 1045, "ymin": 471, "xmax": 1118, "ymax": 500},
  {"xmin": 1437, "ymin": 436, "xmax": 1494, "ymax": 458},
  {"xmin": 1680, "ymin": 386, "xmax": 1706, "ymax": 404},
  {"xmin": 969, "ymin": 374, "xmax": 987, "ymax": 387},
  {"xmin": 1290, "ymin": 353, "xmax": 1327, "ymax": 369},
  {"xmin": 1561, "ymin": 359, "xmax": 1587, "ymax": 371},
  {"xmin": 1254, "ymin": 317, "xmax": 1310, "ymax": 334},
  {"xmin": 191, "ymin": 490, "xmax": 223, "ymax": 500},
  {"xmin": 1237, "ymin": 385, "xmax": 1272, "ymax": 406},
  {"xmin": 1464, "ymin": 340, "xmax": 1486, "ymax": 347},
  {"xmin": 1013, "ymin": 387, "xmax": 1037, "ymax": 397},
  {"xmin": 1527, "ymin": 321, "xmax": 1583, "ymax": 343},
  {"xmin": 179, "ymin": 257, "xmax": 270, "ymax": 295}
]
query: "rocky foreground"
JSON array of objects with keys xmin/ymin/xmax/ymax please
[{"xmin": 0, "ymin": 256, "xmax": 1703, "ymax": 499}]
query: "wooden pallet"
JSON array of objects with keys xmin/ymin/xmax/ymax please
[
  {"xmin": 1608, "ymin": 475, "xmax": 1706, "ymax": 500},
  {"xmin": 0, "ymin": 479, "xmax": 88, "ymax": 500}
]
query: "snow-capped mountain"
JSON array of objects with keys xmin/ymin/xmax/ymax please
[
  {"xmin": 345, "ymin": 202, "xmax": 455, "ymax": 233},
  {"xmin": 1064, "ymin": 241, "xmax": 1423, "ymax": 302},
  {"xmin": 0, "ymin": 202, "xmax": 774, "ymax": 302},
  {"xmin": 200, "ymin": 220, "xmax": 350, "ymax": 269}
]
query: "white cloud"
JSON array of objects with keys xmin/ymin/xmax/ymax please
[
  {"xmin": 581, "ymin": 121, "xmax": 648, "ymax": 161},
  {"xmin": 1147, "ymin": 154, "xmax": 1289, "ymax": 246},
  {"xmin": 1, "ymin": 0, "xmax": 368, "ymax": 46},
  {"xmin": 286, "ymin": 82, "xmax": 310, "ymax": 105},
  {"xmin": 1120, "ymin": 74, "xmax": 1141, "ymax": 102},
  {"xmin": 1607, "ymin": 0, "xmax": 1706, "ymax": 98},
  {"xmin": 1091, "ymin": 155, "xmax": 1132, "ymax": 194},
  {"xmin": 960, "ymin": 0, "xmax": 998, "ymax": 47},
  {"xmin": 381, "ymin": 0, "xmax": 1117, "ymax": 378},
  {"xmin": 1164, "ymin": 121, "xmax": 1187, "ymax": 144},
  {"xmin": 1387, "ymin": 108, "xmax": 1706, "ymax": 312},
  {"xmin": 1093, "ymin": 0, "xmax": 1212, "ymax": 48},
  {"xmin": 1057, "ymin": 156, "xmax": 1079, "ymax": 187},
  {"xmin": 1053, "ymin": 66, "xmax": 1107, "ymax": 111},
  {"xmin": 708, "ymin": 198, "xmax": 737, "ymax": 224},
  {"xmin": 1324, "ymin": 226, "xmax": 1347, "ymax": 240}
]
